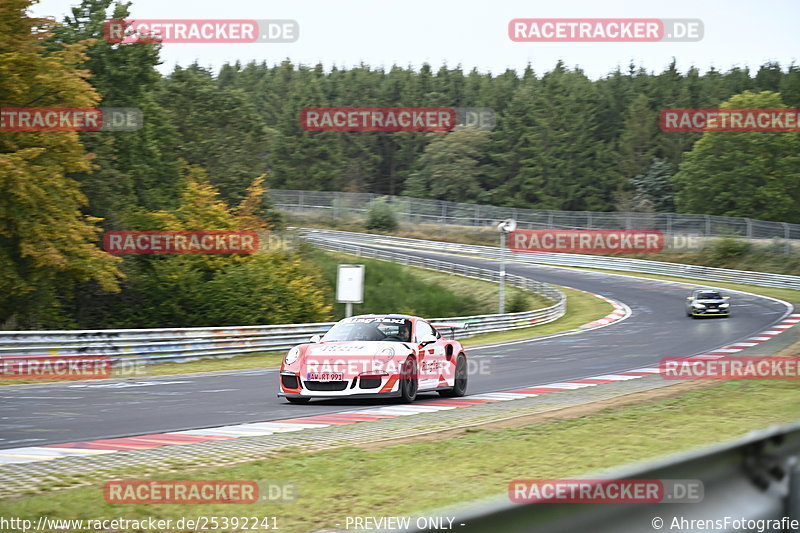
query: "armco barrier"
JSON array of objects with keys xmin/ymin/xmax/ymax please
[
  {"xmin": 302, "ymin": 229, "xmax": 800, "ymax": 291},
  {"xmin": 0, "ymin": 247, "xmax": 564, "ymax": 365},
  {"xmin": 400, "ymin": 420, "xmax": 800, "ymax": 533}
]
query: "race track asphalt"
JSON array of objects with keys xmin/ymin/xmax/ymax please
[{"xmin": 0, "ymin": 244, "xmax": 789, "ymax": 448}]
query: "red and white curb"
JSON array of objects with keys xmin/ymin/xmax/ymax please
[
  {"xmin": 580, "ymin": 294, "xmax": 629, "ymax": 329},
  {"xmin": 1, "ymin": 313, "xmax": 797, "ymax": 466}
]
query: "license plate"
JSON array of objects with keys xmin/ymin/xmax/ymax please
[{"xmin": 307, "ymin": 372, "xmax": 343, "ymax": 381}]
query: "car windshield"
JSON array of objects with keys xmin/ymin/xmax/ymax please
[
  {"xmin": 321, "ymin": 318, "xmax": 412, "ymax": 342},
  {"xmin": 696, "ymin": 292, "xmax": 722, "ymax": 299}
]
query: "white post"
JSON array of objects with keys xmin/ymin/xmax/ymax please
[
  {"xmin": 345, "ymin": 302, "xmax": 353, "ymax": 318},
  {"xmin": 496, "ymin": 218, "xmax": 516, "ymax": 314}
]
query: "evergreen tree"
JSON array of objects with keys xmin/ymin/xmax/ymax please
[
  {"xmin": 404, "ymin": 129, "xmax": 490, "ymax": 202},
  {"xmin": 631, "ymin": 159, "xmax": 676, "ymax": 212}
]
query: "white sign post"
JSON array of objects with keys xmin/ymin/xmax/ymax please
[
  {"xmin": 336, "ymin": 264, "xmax": 365, "ymax": 318},
  {"xmin": 496, "ymin": 219, "xmax": 517, "ymax": 314}
]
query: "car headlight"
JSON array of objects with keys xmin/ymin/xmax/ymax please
[
  {"xmin": 379, "ymin": 346, "xmax": 395, "ymax": 359},
  {"xmin": 719, "ymin": 303, "xmax": 730, "ymax": 308},
  {"xmin": 285, "ymin": 347, "xmax": 301, "ymax": 365},
  {"xmin": 692, "ymin": 303, "xmax": 706, "ymax": 308}
]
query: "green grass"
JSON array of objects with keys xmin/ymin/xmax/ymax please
[
  {"xmin": 4, "ymin": 380, "xmax": 800, "ymax": 532},
  {"xmin": 146, "ymin": 352, "xmax": 286, "ymax": 375},
  {"xmin": 307, "ymin": 248, "xmax": 547, "ymax": 319},
  {"xmin": 461, "ymin": 286, "xmax": 612, "ymax": 347}
]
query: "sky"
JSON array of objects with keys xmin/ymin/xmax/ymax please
[{"xmin": 28, "ymin": 0, "xmax": 800, "ymax": 79}]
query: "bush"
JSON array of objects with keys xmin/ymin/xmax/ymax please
[
  {"xmin": 307, "ymin": 249, "xmax": 490, "ymax": 319},
  {"xmin": 707, "ymin": 237, "xmax": 751, "ymax": 264},
  {"xmin": 506, "ymin": 290, "xmax": 529, "ymax": 313},
  {"xmin": 364, "ymin": 197, "xmax": 399, "ymax": 231},
  {"xmin": 198, "ymin": 253, "xmax": 333, "ymax": 325}
]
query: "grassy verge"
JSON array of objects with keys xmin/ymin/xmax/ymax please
[
  {"xmin": 461, "ymin": 286, "xmax": 611, "ymax": 347},
  {"xmin": 307, "ymin": 248, "xmax": 547, "ymax": 319},
  {"xmin": 3, "ymin": 379, "xmax": 800, "ymax": 531}
]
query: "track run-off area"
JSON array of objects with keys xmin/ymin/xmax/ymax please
[{"xmin": 0, "ymin": 232, "xmax": 795, "ymax": 468}]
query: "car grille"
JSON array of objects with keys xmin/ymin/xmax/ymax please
[
  {"xmin": 304, "ymin": 380, "xmax": 349, "ymax": 391},
  {"xmin": 359, "ymin": 377, "xmax": 382, "ymax": 389},
  {"xmin": 281, "ymin": 375, "xmax": 299, "ymax": 389}
]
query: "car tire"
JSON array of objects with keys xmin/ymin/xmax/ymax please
[
  {"xmin": 439, "ymin": 354, "xmax": 467, "ymax": 397},
  {"xmin": 398, "ymin": 357, "xmax": 418, "ymax": 403},
  {"xmin": 286, "ymin": 397, "xmax": 310, "ymax": 404}
]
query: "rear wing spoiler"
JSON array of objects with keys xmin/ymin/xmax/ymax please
[{"xmin": 431, "ymin": 322, "xmax": 468, "ymax": 331}]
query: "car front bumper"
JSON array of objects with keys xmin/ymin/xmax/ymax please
[
  {"xmin": 279, "ymin": 371, "xmax": 403, "ymax": 399},
  {"xmin": 690, "ymin": 308, "xmax": 730, "ymax": 316}
]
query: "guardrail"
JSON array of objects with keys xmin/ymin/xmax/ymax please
[
  {"xmin": 303, "ymin": 229, "xmax": 800, "ymax": 291},
  {"xmin": 269, "ymin": 189, "xmax": 800, "ymax": 241},
  {"xmin": 400, "ymin": 420, "xmax": 800, "ymax": 532},
  {"xmin": 0, "ymin": 246, "xmax": 564, "ymax": 365}
]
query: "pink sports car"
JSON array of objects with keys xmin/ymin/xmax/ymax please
[{"xmin": 278, "ymin": 314, "xmax": 468, "ymax": 403}]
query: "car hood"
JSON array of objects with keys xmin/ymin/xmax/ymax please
[
  {"xmin": 305, "ymin": 341, "xmax": 411, "ymax": 357},
  {"xmin": 694, "ymin": 299, "xmax": 727, "ymax": 303}
]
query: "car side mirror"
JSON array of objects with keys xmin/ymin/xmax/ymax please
[
  {"xmin": 418, "ymin": 334, "xmax": 437, "ymax": 347},
  {"xmin": 309, "ymin": 334, "xmax": 321, "ymax": 343}
]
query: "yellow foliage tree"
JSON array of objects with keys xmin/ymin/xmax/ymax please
[{"xmin": 0, "ymin": 0, "xmax": 121, "ymax": 327}]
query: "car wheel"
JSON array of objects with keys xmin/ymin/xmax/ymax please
[
  {"xmin": 398, "ymin": 357, "xmax": 418, "ymax": 403},
  {"xmin": 286, "ymin": 397, "xmax": 310, "ymax": 404},
  {"xmin": 439, "ymin": 354, "xmax": 467, "ymax": 397}
]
